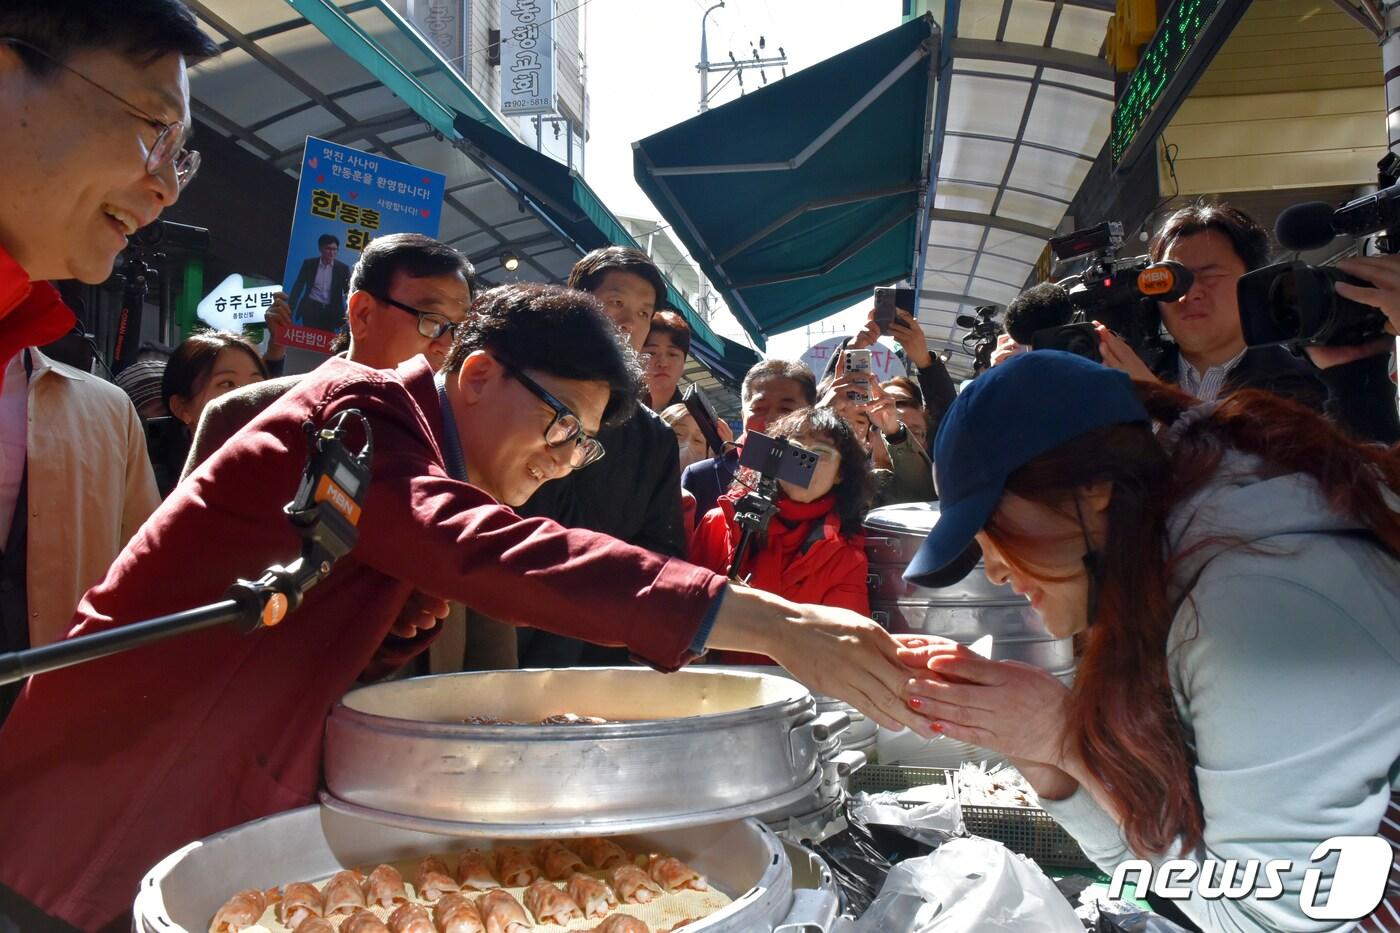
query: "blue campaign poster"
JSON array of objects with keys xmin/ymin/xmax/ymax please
[{"xmin": 279, "ymin": 136, "xmax": 447, "ymax": 354}]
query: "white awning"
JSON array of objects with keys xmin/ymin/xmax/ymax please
[{"xmin": 917, "ymin": 0, "xmax": 1115, "ymax": 378}]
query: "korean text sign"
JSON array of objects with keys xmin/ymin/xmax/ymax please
[
  {"xmin": 280, "ymin": 136, "xmax": 446, "ymax": 354},
  {"xmin": 500, "ymin": 0, "xmax": 557, "ymax": 116}
]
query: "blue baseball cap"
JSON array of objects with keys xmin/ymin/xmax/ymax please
[{"xmin": 904, "ymin": 350, "xmax": 1150, "ymax": 587}]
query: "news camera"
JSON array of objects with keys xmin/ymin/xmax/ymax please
[
  {"xmin": 1005, "ymin": 221, "xmax": 1194, "ymax": 366},
  {"xmin": 954, "ymin": 305, "xmax": 1003, "ymax": 373},
  {"xmin": 1237, "ymin": 155, "xmax": 1399, "ymax": 348}
]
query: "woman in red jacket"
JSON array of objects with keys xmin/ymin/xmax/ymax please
[{"xmin": 691, "ymin": 407, "xmax": 875, "ymax": 663}]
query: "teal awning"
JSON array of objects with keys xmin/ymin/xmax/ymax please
[
  {"xmin": 187, "ymin": 0, "xmax": 757, "ymax": 389},
  {"xmin": 633, "ymin": 16, "xmax": 940, "ymax": 349},
  {"xmin": 451, "ymin": 112, "xmax": 759, "ymax": 386}
]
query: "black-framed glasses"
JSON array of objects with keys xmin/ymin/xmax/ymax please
[
  {"xmin": 1, "ymin": 38, "xmax": 199, "ymax": 191},
  {"xmin": 497, "ymin": 357, "xmax": 606, "ymax": 469},
  {"xmin": 372, "ymin": 293, "xmax": 463, "ymax": 341}
]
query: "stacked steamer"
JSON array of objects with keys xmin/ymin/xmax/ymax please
[
  {"xmin": 712, "ymin": 667, "xmax": 871, "ymax": 831},
  {"xmin": 134, "ymin": 668, "xmax": 841, "ymax": 933},
  {"xmin": 863, "ymin": 502, "xmax": 1076, "ymax": 767}
]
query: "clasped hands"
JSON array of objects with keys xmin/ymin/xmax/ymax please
[{"xmin": 893, "ymin": 634, "xmax": 1081, "ymax": 794}]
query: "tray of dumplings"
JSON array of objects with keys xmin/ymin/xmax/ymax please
[
  {"xmin": 137, "ymin": 805, "xmax": 829, "ymax": 933},
  {"xmin": 208, "ymin": 839, "xmax": 724, "ymax": 933}
]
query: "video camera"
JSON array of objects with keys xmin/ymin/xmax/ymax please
[
  {"xmin": 1004, "ymin": 221, "xmax": 1194, "ymax": 366},
  {"xmin": 954, "ymin": 305, "xmax": 1003, "ymax": 373},
  {"xmin": 1237, "ymin": 155, "xmax": 1399, "ymax": 348}
]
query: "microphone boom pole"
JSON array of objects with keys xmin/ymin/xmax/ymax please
[{"xmin": 0, "ymin": 410, "xmax": 373, "ymax": 687}]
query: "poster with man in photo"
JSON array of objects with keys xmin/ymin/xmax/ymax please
[{"xmin": 279, "ymin": 136, "xmax": 447, "ymax": 354}]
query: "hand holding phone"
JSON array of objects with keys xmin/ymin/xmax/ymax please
[{"xmin": 842, "ymin": 348, "xmax": 873, "ymax": 405}]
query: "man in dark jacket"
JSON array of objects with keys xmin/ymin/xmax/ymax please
[
  {"xmin": 184, "ymin": 233, "xmax": 473, "ymax": 477},
  {"xmin": 516, "ymin": 247, "xmax": 688, "ymax": 666},
  {"xmin": 681, "ymin": 359, "xmax": 817, "ymax": 524},
  {"xmin": 287, "ymin": 233, "xmax": 352, "ymax": 331},
  {"xmin": 1093, "ymin": 202, "xmax": 1397, "ymax": 443}
]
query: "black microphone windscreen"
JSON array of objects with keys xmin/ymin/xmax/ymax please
[
  {"xmin": 1005, "ymin": 282, "xmax": 1075, "ymax": 345},
  {"xmin": 1274, "ymin": 201, "xmax": 1337, "ymax": 251}
]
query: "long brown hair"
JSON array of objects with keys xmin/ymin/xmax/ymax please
[{"xmin": 987, "ymin": 381, "xmax": 1400, "ymax": 855}]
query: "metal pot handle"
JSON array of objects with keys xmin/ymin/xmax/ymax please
[
  {"xmin": 774, "ymin": 887, "xmax": 839, "ymax": 932},
  {"xmin": 829, "ymin": 749, "xmax": 867, "ymax": 777},
  {"xmin": 805, "ymin": 710, "xmax": 850, "ymax": 742},
  {"xmin": 788, "ymin": 710, "xmax": 850, "ymax": 771}
]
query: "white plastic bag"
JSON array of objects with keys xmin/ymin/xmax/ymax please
[{"xmin": 852, "ymin": 837, "xmax": 1083, "ymax": 932}]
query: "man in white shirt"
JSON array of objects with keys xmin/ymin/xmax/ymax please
[
  {"xmin": 1095, "ymin": 202, "xmax": 1397, "ymax": 441},
  {"xmin": 288, "ymin": 233, "xmax": 351, "ymax": 331}
]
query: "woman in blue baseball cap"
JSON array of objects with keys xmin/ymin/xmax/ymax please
[{"xmin": 899, "ymin": 350, "xmax": 1400, "ymax": 930}]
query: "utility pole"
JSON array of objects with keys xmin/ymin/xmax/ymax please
[
  {"xmin": 697, "ymin": 4, "xmax": 788, "ymax": 113},
  {"xmin": 695, "ymin": 2, "xmax": 787, "ymax": 321}
]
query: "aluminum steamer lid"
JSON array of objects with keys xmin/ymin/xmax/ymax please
[
  {"xmin": 862, "ymin": 500, "xmax": 942, "ymax": 536},
  {"xmin": 319, "ymin": 667, "xmax": 844, "ymax": 838}
]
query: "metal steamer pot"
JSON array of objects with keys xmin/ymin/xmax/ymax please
[
  {"xmin": 863, "ymin": 502, "xmax": 1076, "ymax": 680},
  {"xmin": 135, "ymin": 806, "xmax": 839, "ymax": 933},
  {"xmin": 321, "ymin": 668, "xmax": 849, "ymax": 836},
  {"xmin": 137, "ymin": 668, "xmax": 844, "ymax": 932},
  {"xmin": 702, "ymin": 666, "xmax": 870, "ymax": 827}
]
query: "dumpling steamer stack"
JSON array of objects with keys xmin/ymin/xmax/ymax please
[{"xmin": 135, "ymin": 668, "xmax": 843, "ymax": 932}]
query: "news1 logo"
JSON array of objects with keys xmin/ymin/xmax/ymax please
[{"xmin": 1108, "ymin": 836, "xmax": 1393, "ymax": 920}]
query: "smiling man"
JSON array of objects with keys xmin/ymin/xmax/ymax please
[
  {"xmin": 0, "ymin": 283, "xmax": 935, "ymax": 932},
  {"xmin": 0, "ymin": 1, "xmax": 217, "ymax": 373},
  {"xmin": 515, "ymin": 247, "xmax": 691, "ymax": 667}
]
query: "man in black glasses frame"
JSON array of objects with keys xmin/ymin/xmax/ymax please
[
  {"xmin": 184, "ymin": 233, "xmax": 474, "ymax": 478},
  {"xmin": 513, "ymin": 246, "xmax": 690, "ymax": 668}
]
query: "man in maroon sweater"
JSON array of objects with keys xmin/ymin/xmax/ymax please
[{"xmin": 0, "ymin": 284, "xmax": 936, "ymax": 931}]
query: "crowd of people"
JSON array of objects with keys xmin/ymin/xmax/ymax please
[{"xmin": 0, "ymin": 1, "xmax": 1396, "ymax": 931}]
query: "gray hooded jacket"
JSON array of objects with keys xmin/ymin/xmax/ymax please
[{"xmin": 1040, "ymin": 450, "xmax": 1400, "ymax": 932}]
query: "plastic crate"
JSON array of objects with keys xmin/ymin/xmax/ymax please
[{"xmin": 849, "ymin": 764, "xmax": 1094, "ymax": 870}]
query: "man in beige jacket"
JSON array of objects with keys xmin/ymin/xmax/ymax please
[{"xmin": 0, "ymin": 348, "xmax": 159, "ymax": 721}]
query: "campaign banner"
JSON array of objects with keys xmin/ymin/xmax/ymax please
[
  {"xmin": 280, "ymin": 136, "xmax": 446, "ymax": 354},
  {"xmin": 500, "ymin": 0, "xmax": 557, "ymax": 116}
]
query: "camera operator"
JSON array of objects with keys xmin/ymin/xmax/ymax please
[
  {"xmin": 1100, "ymin": 204, "xmax": 1324, "ymax": 404},
  {"xmin": 1127, "ymin": 203, "xmax": 1396, "ymax": 443},
  {"xmin": 994, "ymin": 203, "xmax": 1398, "ymax": 443}
]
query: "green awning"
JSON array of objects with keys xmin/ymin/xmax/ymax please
[
  {"xmin": 452, "ymin": 112, "xmax": 759, "ymax": 384},
  {"xmin": 633, "ymin": 15, "xmax": 940, "ymax": 349}
]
